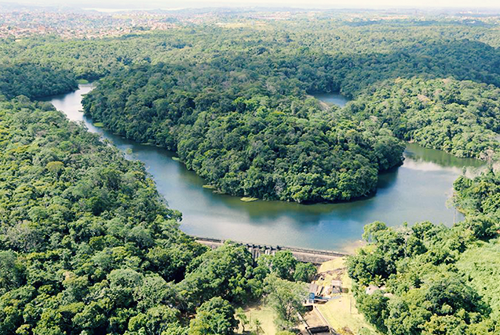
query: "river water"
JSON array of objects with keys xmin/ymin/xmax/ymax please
[
  {"xmin": 312, "ymin": 93, "xmax": 350, "ymax": 107},
  {"xmin": 48, "ymin": 84, "xmax": 484, "ymax": 252}
]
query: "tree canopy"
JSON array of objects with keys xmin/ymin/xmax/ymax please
[
  {"xmin": 0, "ymin": 97, "xmax": 316, "ymax": 334},
  {"xmin": 347, "ymin": 171, "xmax": 500, "ymax": 334},
  {"xmin": 2, "ymin": 12, "xmax": 500, "ymax": 334}
]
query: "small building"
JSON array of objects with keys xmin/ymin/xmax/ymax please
[
  {"xmin": 307, "ymin": 292, "xmax": 316, "ymax": 304},
  {"xmin": 331, "ymin": 280, "xmax": 342, "ymax": 294},
  {"xmin": 307, "ymin": 283, "xmax": 319, "ymax": 304}
]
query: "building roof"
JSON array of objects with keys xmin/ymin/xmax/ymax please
[{"xmin": 331, "ymin": 280, "xmax": 342, "ymax": 287}]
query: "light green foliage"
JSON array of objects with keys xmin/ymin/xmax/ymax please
[
  {"xmin": 235, "ymin": 307, "xmax": 249, "ymax": 332},
  {"xmin": 457, "ymin": 240, "xmax": 500, "ymax": 323},
  {"xmin": 348, "ymin": 171, "xmax": 500, "ymax": 334},
  {"xmin": 264, "ymin": 275, "xmax": 308, "ymax": 331}
]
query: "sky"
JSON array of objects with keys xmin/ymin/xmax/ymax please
[{"xmin": 1, "ymin": 0, "xmax": 500, "ymax": 10}]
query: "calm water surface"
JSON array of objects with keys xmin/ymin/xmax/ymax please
[
  {"xmin": 313, "ymin": 92, "xmax": 350, "ymax": 107},
  {"xmin": 48, "ymin": 85, "xmax": 484, "ymax": 252}
]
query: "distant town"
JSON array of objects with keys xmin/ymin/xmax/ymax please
[{"xmin": 1, "ymin": 4, "xmax": 500, "ymax": 39}]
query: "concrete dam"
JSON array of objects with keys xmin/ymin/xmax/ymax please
[{"xmin": 194, "ymin": 237, "xmax": 348, "ymax": 265}]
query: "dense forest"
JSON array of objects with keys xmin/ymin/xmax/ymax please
[
  {"xmin": 82, "ymin": 60, "xmax": 404, "ymax": 202},
  {"xmin": 0, "ymin": 97, "xmax": 315, "ymax": 334},
  {"xmin": 345, "ymin": 78, "xmax": 500, "ymax": 159},
  {"xmin": 1, "ymin": 12, "xmax": 500, "ymax": 335},
  {"xmin": 80, "ymin": 31, "xmax": 500, "ymax": 201},
  {"xmin": 0, "ymin": 63, "xmax": 77, "ymax": 99},
  {"xmin": 347, "ymin": 170, "xmax": 500, "ymax": 334}
]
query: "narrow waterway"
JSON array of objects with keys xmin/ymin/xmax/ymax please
[
  {"xmin": 48, "ymin": 84, "xmax": 484, "ymax": 252},
  {"xmin": 312, "ymin": 92, "xmax": 350, "ymax": 107}
]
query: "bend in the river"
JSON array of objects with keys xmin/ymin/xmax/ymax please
[{"xmin": 47, "ymin": 84, "xmax": 484, "ymax": 252}]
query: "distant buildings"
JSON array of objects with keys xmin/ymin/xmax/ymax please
[{"xmin": 0, "ymin": 10, "xmax": 176, "ymax": 39}]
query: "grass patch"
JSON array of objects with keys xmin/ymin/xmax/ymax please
[
  {"xmin": 93, "ymin": 122, "xmax": 104, "ymax": 127},
  {"xmin": 240, "ymin": 197, "xmax": 258, "ymax": 202},
  {"xmin": 456, "ymin": 238, "xmax": 500, "ymax": 322},
  {"xmin": 315, "ymin": 258, "xmax": 352, "ymax": 293},
  {"xmin": 317, "ymin": 298, "xmax": 377, "ymax": 335},
  {"xmin": 236, "ymin": 300, "xmax": 276, "ymax": 335},
  {"xmin": 202, "ymin": 185, "xmax": 216, "ymax": 189},
  {"xmin": 77, "ymin": 79, "xmax": 89, "ymax": 84},
  {"xmin": 318, "ymin": 258, "xmax": 347, "ymax": 273}
]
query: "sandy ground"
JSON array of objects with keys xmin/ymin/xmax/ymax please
[
  {"xmin": 312, "ymin": 258, "xmax": 378, "ymax": 335},
  {"xmin": 236, "ymin": 255, "xmax": 377, "ymax": 335}
]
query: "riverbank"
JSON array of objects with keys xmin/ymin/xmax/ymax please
[{"xmin": 48, "ymin": 85, "xmax": 480, "ymax": 252}]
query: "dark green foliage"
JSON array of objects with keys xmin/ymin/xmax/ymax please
[
  {"xmin": 347, "ymin": 79, "xmax": 500, "ymax": 159},
  {"xmin": 356, "ymin": 291, "xmax": 389, "ymax": 333},
  {"xmin": 177, "ymin": 243, "xmax": 259, "ymax": 312},
  {"xmin": 2, "ymin": 15, "xmax": 500, "ymax": 334},
  {"xmin": 5, "ymin": 19, "xmax": 500, "ymax": 202},
  {"xmin": 0, "ymin": 63, "xmax": 77, "ymax": 99},
  {"xmin": 257, "ymin": 251, "xmax": 298, "ymax": 281},
  {"xmin": 0, "ymin": 251, "xmax": 25, "ymax": 296},
  {"xmin": 75, "ymin": 22, "xmax": 500, "ymax": 202},
  {"xmin": 348, "ymin": 173, "xmax": 500, "ymax": 334},
  {"xmin": 0, "ymin": 99, "xmax": 241, "ymax": 334},
  {"xmin": 453, "ymin": 170, "xmax": 500, "ymax": 222},
  {"xmin": 293, "ymin": 262, "xmax": 317, "ymax": 283},
  {"xmin": 82, "ymin": 59, "xmax": 404, "ymax": 203},
  {"xmin": 0, "ymin": 98, "xmax": 315, "ymax": 333},
  {"xmin": 256, "ymin": 250, "xmax": 317, "ymax": 283},
  {"xmin": 189, "ymin": 297, "xmax": 239, "ymax": 335}
]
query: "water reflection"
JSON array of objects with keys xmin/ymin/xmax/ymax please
[
  {"xmin": 313, "ymin": 92, "xmax": 350, "ymax": 107},
  {"xmin": 47, "ymin": 85, "xmax": 483, "ymax": 252}
]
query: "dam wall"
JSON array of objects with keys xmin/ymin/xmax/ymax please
[{"xmin": 194, "ymin": 237, "xmax": 348, "ymax": 264}]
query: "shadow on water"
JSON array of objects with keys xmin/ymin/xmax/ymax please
[{"xmin": 47, "ymin": 85, "xmax": 485, "ymax": 252}]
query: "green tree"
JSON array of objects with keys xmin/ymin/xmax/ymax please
[
  {"xmin": 293, "ymin": 262, "xmax": 317, "ymax": 283},
  {"xmin": 188, "ymin": 297, "xmax": 238, "ymax": 335},
  {"xmin": 235, "ymin": 307, "xmax": 249, "ymax": 333},
  {"xmin": 264, "ymin": 275, "xmax": 307, "ymax": 331},
  {"xmin": 258, "ymin": 251, "xmax": 297, "ymax": 281}
]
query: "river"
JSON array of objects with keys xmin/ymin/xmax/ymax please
[
  {"xmin": 48, "ymin": 84, "xmax": 484, "ymax": 252},
  {"xmin": 312, "ymin": 92, "xmax": 350, "ymax": 107}
]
